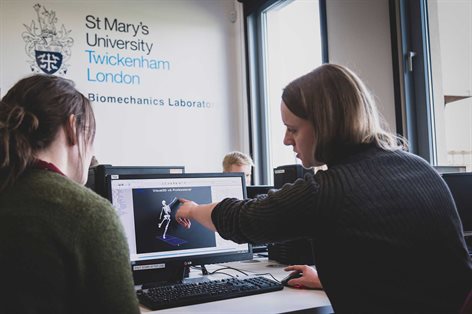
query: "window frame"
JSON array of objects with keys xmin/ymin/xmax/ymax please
[
  {"xmin": 239, "ymin": 0, "xmax": 328, "ymax": 184},
  {"xmin": 390, "ymin": 0, "xmax": 437, "ymax": 164}
]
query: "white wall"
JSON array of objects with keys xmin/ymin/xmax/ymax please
[
  {"xmin": 0, "ymin": 0, "xmax": 402, "ymax": 173},
  {"xmin": 0, "ymin": 0, "xmax": 248, "ymax": 173},
  {"xmin": 326, "ymin": 0, "xmax": 397, "ymax": 133}
]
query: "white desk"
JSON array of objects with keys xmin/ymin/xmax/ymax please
[{"xmin": 140, "ymin": 257, "xmax": 332, "ymax": 314}]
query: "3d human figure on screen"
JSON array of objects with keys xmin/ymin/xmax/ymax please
[
  {"xmin": 158, "ymin": 197, "xmax": 178, "ymax": 239},
  {"xmin": 158, "ymin": 200, "xmax": 171, "ymax": 239}
]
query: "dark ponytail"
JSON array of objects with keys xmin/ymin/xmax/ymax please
[
  {"xmin": 0, "ymin": 103, "xmax": 39, "ymax": 190},
  {"xmin": 0, "ymin": 74, "xmax": 95, "ymax": 191}
]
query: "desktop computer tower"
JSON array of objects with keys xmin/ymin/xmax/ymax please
[{"xmin": 269, "ymin": 164, "xmax": 316, "ymax": 265}]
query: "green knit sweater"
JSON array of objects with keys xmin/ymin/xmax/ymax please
[{"xmin": 0, "ymin": 169, "xmax": 140, "ymax": 314}]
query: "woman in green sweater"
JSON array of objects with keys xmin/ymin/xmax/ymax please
[{"xmin": 0, "ymin": 75, "xmax": 139, "ymax": 313}]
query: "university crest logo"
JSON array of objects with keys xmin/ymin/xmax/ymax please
[{"xmin": 22, "ymin": 4, "xmax": 73, "ymax": 75}]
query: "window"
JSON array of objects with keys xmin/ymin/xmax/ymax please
[
  {"xmin": 395, "ymin": 0, "xmax": 472, "ymax": 170},
  {"xmin": 428, "ymin": 0, "xmax": 472, "ymax": 170},
  {"xmin": 245, "ymin": 0, "xmax": 326, "ymax": 184},
  {"xmin": 263, "ymin": 0, "xmax": 323, "ymax": 179}
]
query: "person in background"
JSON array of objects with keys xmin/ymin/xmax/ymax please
[
  {"xmin": 222, "ymin": 151, "xmax": 254, "ymax": 186},
  {"xmin": 176, "ymin": 64, "xmax": 472, "ymax": 313},
  {"xmin": 0, "ymin": 74, "xmax": 139, "ymax": 314}
]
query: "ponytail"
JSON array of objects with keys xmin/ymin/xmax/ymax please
[{"xmin": 0, "ymin": 102, "xmax": 40, "ymax": 190}]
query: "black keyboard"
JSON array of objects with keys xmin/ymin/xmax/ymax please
[{"xmin": 137, "ymin": 276, "xmax": 283, "ymax": 310}]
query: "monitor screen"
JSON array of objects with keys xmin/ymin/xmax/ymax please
[
  {"xmin": 107, "ymin": 172, "xmax": 252, "ymax": 285},
  {"xmin": 442, "ymin": 172, "xmax": 472, "ymax": 235}
]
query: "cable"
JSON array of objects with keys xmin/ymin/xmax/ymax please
[
  {"xmin": 254, "ymin": 272, "xmax": 281, "ymax": 283},
  {"xmin": 192, "ymin": 265, "xmax": 279, "ymax": 282},
  {"xmin": 207, "ymin": 266, "xmax": 249, "ymax": 276},
  {"xmin": 190, "ymin": 265, "xmax": 209, "ymax": 275}
]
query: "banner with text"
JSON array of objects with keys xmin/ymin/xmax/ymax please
[{"xmin": 0, "ymin": 0, "xmax": 246, "ymax": 172}]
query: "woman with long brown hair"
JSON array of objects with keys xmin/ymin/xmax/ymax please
[
  {"xmin": 176, "ymin": 64, "xmax": 472, "ymax": 313},
  {"xmin": 0, "ymin": 74, "xmax": 139, "ymax": 313}
]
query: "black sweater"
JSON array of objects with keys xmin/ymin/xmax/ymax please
[{"xmin": 212, "ymin": 146, "xmax": 472, "ymax": 313}]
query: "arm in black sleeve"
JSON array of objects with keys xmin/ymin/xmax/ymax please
[{"xmin": 211, "ymin": 174, "xmax": 324, "ymax": 244}]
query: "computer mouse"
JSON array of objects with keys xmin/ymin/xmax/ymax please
[{"xmin": 281, "ymin": 271, "xmax": 303, "ymax": 286}]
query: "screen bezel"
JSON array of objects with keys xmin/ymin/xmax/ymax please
[
  {"xmin": 90, "ymin": 165, "xmax": 185, "ymax": 198},
  {"xmin": 106, "ymin": 172, "xmax": 252, "ymax": 285}
]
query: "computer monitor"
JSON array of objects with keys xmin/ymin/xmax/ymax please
[
  {"xmin": 441, "ymin": 172, "xmax": 472, "ymax": 237},
  {"xmin": 86, "ymin": 164, "xmax": 185, "ymax": 198},
  {"xmin": 273, "ymin": 164, "xmax": 313, "ymax": 189},
  {"xmin": 106, "ymin": 172, "xmax": 252, "ymax": 285}
]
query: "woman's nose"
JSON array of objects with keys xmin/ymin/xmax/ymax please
[{"xmin": 283, "ymin": 131, "xmax": 292, "ymax": 146}]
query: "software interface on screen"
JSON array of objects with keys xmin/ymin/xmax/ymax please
[{"xmin": 109, "ymin": 174, "xmax": 249, "ymax": 267}]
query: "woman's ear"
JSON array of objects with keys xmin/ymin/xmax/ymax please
[{"xmin": 64, "ymin": 114, "xmax": 77, "ymax": 146}]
